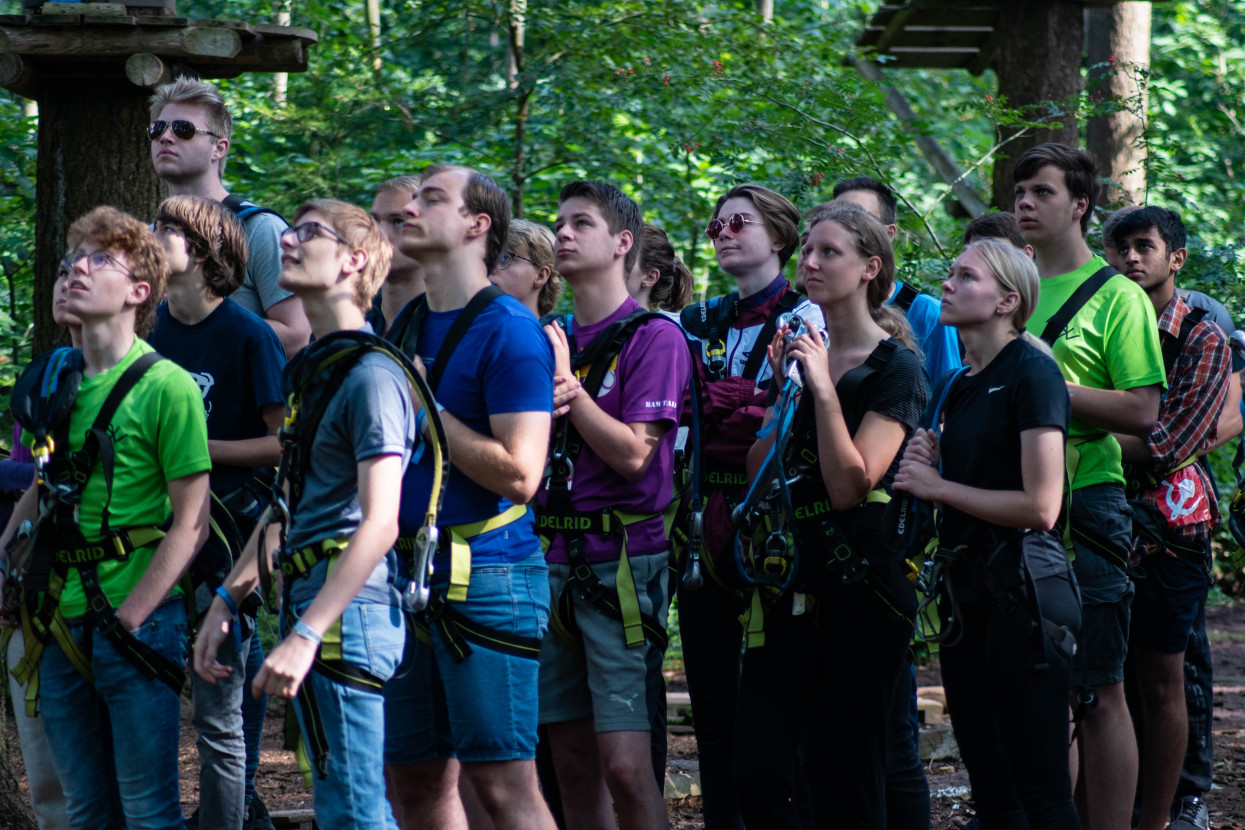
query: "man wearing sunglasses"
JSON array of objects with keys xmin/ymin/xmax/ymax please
[
  {"xmin": 148, "ymin": 78, "xmax": 310, "ymax": 358},
  {"xmin": 677, "ymin": 183, "xmax": 816, "ymax": 830}
]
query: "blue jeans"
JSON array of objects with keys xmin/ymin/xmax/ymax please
[
  {"xmin": 242, "ymin": 629, "xmax": 267, "ymax": 806},
  {"xmin": 6, "ymin": 627, "xmax": 69, "ymax": 830},
  {"xmin": 287, "ymin": 600, "xmax": 404, "ymax": 830},
  {"xmin": 41, "ymin": 600, "xmax": 186, "ymax": 830},
  {"xmin": 385, "ymin": 552, "xmax": 549, "ymax": 763},
  {"xmin": 191, "ymin": 620, "xmax": 252, "ymax": 829}
]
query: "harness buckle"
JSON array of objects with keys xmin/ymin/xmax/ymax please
[
  {"xmin": 403, "ymin": 525, "xmax": 437, "ymax": 613},
  {"xmin": 682, "ymin": 510, "xmax": 704, "ymax": 590}
]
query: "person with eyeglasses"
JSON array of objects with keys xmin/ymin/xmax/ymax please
[
  {"xmin": 0, "ymin": 206, "xmax": 213, "ymax": 830},
  {"xmin": 196, "ymin": 200, "xmax": 414, "ymax": 830},
  {"xmin": 490, "ymin": 219, "xmax": 564, "ymax": 317},
  {"xmin": 369, "ymin": 175, "xmax": 426, "ymax": 336},
  {"xmin": 148, "ymin": 77, "xmax": 311, "ymax": 359},
  {"xmin": 676, "ymin": 183, "xmax": 819, "ymax": 830}
]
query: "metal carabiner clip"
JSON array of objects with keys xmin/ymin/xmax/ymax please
[{"xmin": 404, "ymin": 525, "xmax": 438, "ymax": 613}]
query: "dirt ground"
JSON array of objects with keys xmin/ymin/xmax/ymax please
[{"xmin": 6, "ymin": 600, "xmax": 1245, "ymax": 828}]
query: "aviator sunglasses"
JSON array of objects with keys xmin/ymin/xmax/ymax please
[
  {"xmin": 706, "ymin": 213, "xmax": 763, "ymax": 239},
  {"xmin": 148, "ymin": 120, "xmax": 222, "ymax": 142}
]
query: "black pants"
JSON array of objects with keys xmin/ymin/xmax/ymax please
[
  {"xmin": 940, "ymin": 585, "xmax": 1081, "ymax": 829},
  {"xmin": 734, "ymin": 586, "xmax": 912, "ymax": 830},
  {"xmin": 885, "ymin": 662, "xmax": 930, "ymax": 830},
  {"xmin": 1178, "ymin": 597, "xmax": 1214, "ymax": 799},
  {"xmin": 677, "ymin": 571, "xmax": 747, "ymax": 830}
]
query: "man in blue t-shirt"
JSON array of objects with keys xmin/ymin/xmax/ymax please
[
  {"xmin": 148, "ymin": 194, "xmax": 287, "ymax": 830},
  {"xmin": 382, "ymin": 164, "xmax": 558, "ymax": 830}
]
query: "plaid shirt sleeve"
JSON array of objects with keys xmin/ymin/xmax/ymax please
[{"xmin": 1145, "ymin": 306, "xmax": 1231, "ymax": 474}]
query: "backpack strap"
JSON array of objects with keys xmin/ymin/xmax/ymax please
[
  {"xmin": 742, "ymin": 289, "xmax": 802, "ymax": 382},
  {"xmin": 1161, "ymin": 305, "xmax": 1209, "ymax": 378},
  {"xmin": 1040, "ymin": 266, "xmax": 1117, "ymax": 346},
  {"xmin": 398, "ymin": 285, "xmax": 502, "ymax": 393},
  {"xmin": 83, "ymin": 352, "xmax": 163, "ymax": 535},
  {"xmin": 221, "ymin": 194, "xmax": 286, "ymax": 225},
  {"xmin": 891, "ymin": 283, "xmax": 920, "ymax": 315}
]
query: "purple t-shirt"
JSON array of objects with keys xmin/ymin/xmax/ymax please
[{"xmin": 540, "ymin": 297, "xmax": 691, "ymax": 564}]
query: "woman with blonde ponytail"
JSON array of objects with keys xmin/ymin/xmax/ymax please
[
  {"xmin": 733, "ymin": 203, "xmax": 928, "ymax": 829},
  {"xmin": 894, "ymin": 238, "xmax": 1080, "ymax": 829}
]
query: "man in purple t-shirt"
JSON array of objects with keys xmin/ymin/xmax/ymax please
[{"xmin": 536, "ymin": 181, "xmax": 690, "ymax": 830}]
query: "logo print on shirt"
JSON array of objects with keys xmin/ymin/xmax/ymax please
[
  {"xmin": 988, "ymin": 385, "xmax": 1005, "ymax": 394},
  {"xmin": 190, "ymin": 371, "xmax": 215, "ymax": 418},
  {"xmin": 610, "ymin": 692, "xmax": 638, "ymax": 712}
]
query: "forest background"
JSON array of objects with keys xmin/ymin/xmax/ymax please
[{"xmin": 2, "ymin": 0, "xmax": 1245, "ymax": 575}]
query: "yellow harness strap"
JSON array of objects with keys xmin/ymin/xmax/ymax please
[{"xmin": 445, "ymin": 504, "xmax": 528, "ymax": 602}]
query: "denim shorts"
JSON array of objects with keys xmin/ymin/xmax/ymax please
[
  {"xmin": 1132, "ymin": 545, "xmax": 1211, "ymax": 654},
  {"xmin": 538, "ymin": 550, "xmax": 670, "ymax": 732},
  {"xmin": 1069, "ymin": 484, "xmax": 1135, "ymax": 687},
  {"xmin": 384, "ymin": 551, "xmax": 550, "ymax": 764},
  {"xmin": 287, "ymin": 599, "xmax": 404, "ymax": 830}
]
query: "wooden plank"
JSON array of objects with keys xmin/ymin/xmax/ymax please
[
  {"xmin": 862, "ymin": 27, "xmax": 993, "ymax": 49},
  {"xmin": 870, "ymin": 5, "xmax": 998, "ymax": 29},
  {"xmin": 192, "ymin": 18, "xmax": 256, "ymax": 36},
  {"xmin": 134, "ymin": 17, "xmax": 191, "ymax": 27},
  {"xmin": 80, "ymin": 15, "xmax": 136, "ymax": 26},
  {"xmin": 884, "ymin": 49, "xmax": 981, "ymax": 69},
  {"xmin": 0, "ymin": 24, "xmax": 242, "ymax": 59},
  {"xmin": 0, "ymin": 52, "xmax": 35, "ymax": 98},
  {"xmin": 0, "ymin": 15, "xmax": 31, "ymax": 24},
  {"xmin": 125, "ymin": 51, "xmax": 170, "ymax": 87},
  {"xmin": 190, "ymin": 34, "xmax": 307, "ymax": 71},
  {"xmin": 252, "ymin": 22, "xmax": 318, "ymax": 43},
  {"xmin": 29, "ymin": 13, "xmax": 81, "ymax": 24}
]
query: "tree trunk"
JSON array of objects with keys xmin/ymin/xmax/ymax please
[
  {"xmin": 991, "ymin": 2, "xmax": 1084, "ymax": 210},
  {"xmin": 507, "ymin": 0, "xmax": 528, "ymax": 218},
  {"xmin": 0, "ymin": 673, "xmax": 39, "ymax": 830},
  {"xmin": 756, "ymin": 0, "xmax": 772, "ymax": 23},
  {"xmin": 34, "ymin": 66, "xmax": 162, "ymax": 354},
  {"xmin": 1086, "ymin": 2, "xmax": 1151, "ymax": 207}
]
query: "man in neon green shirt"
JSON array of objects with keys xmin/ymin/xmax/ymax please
[
  {"xmin": 1016, "ymin": 143, "xmax": 1164, "ymax": 830},
  {"xmin": 0, "ymin": 206, "xmax": 212, "ymax": 829}
]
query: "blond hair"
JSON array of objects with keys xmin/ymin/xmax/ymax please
[
  {"xmin": 506, "ymin": 219, "xmax": 563, "ymax": 316},
  {"xmin": 149, "ymin": 78, "xmax": 233, "ymax": 176},
  {"xmin": 292, "ymin": 200, "xmax": 393, "ymax": 313},
  {"xmin": 964, "ymin": 238, "xmax": 1052, "ymax": 356}
]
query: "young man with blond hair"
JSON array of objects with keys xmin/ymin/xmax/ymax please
[
  {"xmin": 149, "ymin": 77, "xmax": 310, "ymax": 357},
  {"xmin": 196, "ymin": 199, "xmax": 414, "ymax": 830}
]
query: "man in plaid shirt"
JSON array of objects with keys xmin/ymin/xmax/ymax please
[{"xmin": 1106, "ymin": 206, "xmax": 1230, "ymax": 830}]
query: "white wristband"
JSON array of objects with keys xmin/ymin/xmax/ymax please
[{"xmin": 292, "ymin": 619, "xmax": 322, "ymax": 645}]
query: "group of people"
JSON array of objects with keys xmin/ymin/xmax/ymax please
[{"xmin": 0, "ymin": 75, "xmax": 1235, "ymax": 830}]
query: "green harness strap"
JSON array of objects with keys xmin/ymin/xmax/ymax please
[{"xmin": 542, "ymin": 509, "xmax": 668, "ymax": 652}]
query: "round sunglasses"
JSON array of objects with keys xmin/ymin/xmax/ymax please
[
  {"xmin": 148, "ymin": 120, "xmax": 222, "ymax": 142},
  {"xmin": 706, "ymin": 213, "xmax": 764, "ymax": 239}
]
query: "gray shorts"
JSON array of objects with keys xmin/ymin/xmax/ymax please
[
  {"xmin": 538, "ymin": 550, "xmax": 670, "ymax": 732},
  {"xmin": 1069, "ymin": 483, "xmax": 1135, "ymax": 688}
]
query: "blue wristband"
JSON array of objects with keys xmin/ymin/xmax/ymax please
[{"xmin": 215, "ymin": 586, "xmax": 239, "ymax": 617}]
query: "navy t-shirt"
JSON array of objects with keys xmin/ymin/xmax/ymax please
[
  {"xmin": 938, "ymin": 339, "xmax": 1070, "ymax": 549},
  {"xmin": 148, "ymin": 298, "xmax": 286, "ymax": 493},
  {"xmin": 397, "ymin": 293, "xmax": 555, "ymax": 568}
]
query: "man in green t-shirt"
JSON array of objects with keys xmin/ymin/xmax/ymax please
[
  {"xmin": 1015, "ymin": 143, "xmax": 1165, "ymax": 830},
  {"xmin": 0, "ymin": 206, "xmax": 212, "ymax": 828}
]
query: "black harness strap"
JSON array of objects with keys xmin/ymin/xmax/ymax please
[
  {"xmin": 555, "ymin": 541, "xmax": 669, "ymax": 651},
  {"xmin": 397, "ymin": 285, "xmax": 503, "ymax": 392},
  {"xmin": 1161, "ymin": 305, "xmax": 1209, "ymax": 378},
  {"xmin": 891, "ymin": 283, "xmax": 920, "ymax": 315},
  {"xmin": 1040, "ymin": 266, "xmax": 1117, "ymax": 346},
  {"xmin": 741, "ymin": 290, "xmax": 801, "ymax": 382}
]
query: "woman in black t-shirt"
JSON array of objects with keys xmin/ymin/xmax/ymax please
[
  {"xmin": 894, "ymin": 238, "xmax": 1079, "ymax": 830},
  {"xmin": 734, "ymin": 203, "xmax": 927, "ymax": 829}
]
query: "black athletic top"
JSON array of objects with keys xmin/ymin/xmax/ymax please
[{"xmin": 938, "ymin": 338, "xmax": 1069, "ymax": 549}]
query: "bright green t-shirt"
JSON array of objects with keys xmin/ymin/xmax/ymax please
[
  {"xmin": 1031, "ymin": 254, "xmax": 1166, "ymax": 490},
  {"xmin": 51, "ymin": 339, "xmax": 211, "ymax": 618}
]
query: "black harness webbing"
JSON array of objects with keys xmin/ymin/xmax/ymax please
[
  {"xmin": 1039, "ymin": 266, "xmax": 1117, "ymax": 346},
  {"xmin": 541, "ymin": 310, "xmax": 683, "ymax": 651},
  {"xmin": 891, "ymin": 283, "xmax": 920, "ymax": 314},
  {"xmin": 12, "ymin": 353, "xmax": 187, "ymax": 711},
  {"xmin": 384, "ymin": 288, "xmax": 545, "ymax": 662}
]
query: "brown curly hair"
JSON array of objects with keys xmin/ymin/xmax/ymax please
[{"xmin": 66, "ymin": 206, "xmax": 169, "ymax": 337}]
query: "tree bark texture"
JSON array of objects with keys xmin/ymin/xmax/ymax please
[
  {"xmin": 0, "ymin": 678, "xmax": 38, "ymax": 830},
  {"xmin": 34, "ymin": 66, "xmax": 161, "ymax": 354},
  {"xmin": 991, "ymin": 2, "xmax": 1084, "ymax": 210},
  {"xmin": 1086, "ymin": 2, "xmax": 1151, "ymax": 206}
]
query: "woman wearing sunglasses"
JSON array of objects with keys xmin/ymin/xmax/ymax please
[
  {"xmin": 677, "ymin": 183, "xmax": 816, "ymax": 830},
  {"xmin": 894, "ymin": 239, "xmax": 1079, "ymax": 830}
]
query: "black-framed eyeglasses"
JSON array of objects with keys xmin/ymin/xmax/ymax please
[
  {"xmin": 282, "ymin": 221, "xmax": 351, "ymax": 246},
  {"xmin": 148, "ymin": 120, "xmax": 222, "ymax": 142},
  {"xmin": 706, "ymin": 213, "xmax": 764, "ymax": 239},
  {"xmin": 495, "ymin": 251, "xmax": 536, "ymax": 271},
  {"xmin": 60, "ymin": 250, "xmax": 131, "ymax": 276}
]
